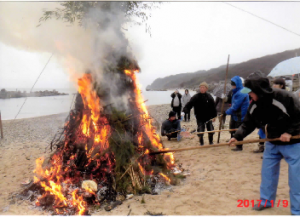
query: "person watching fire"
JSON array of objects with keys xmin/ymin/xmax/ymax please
[
  {"xmin": 161, "ymin": 111, "xmax": 182, "ymax": 141},
  {"xmin": 229, "ymin": 71, "xmax": 300, "ymax": 215},
  {"xmin": 183, "ymin": 82, "xmax": 217, "ymax": 145}
]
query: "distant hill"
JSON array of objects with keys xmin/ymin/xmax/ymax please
[{"xmin": 147, "ymin": 48, "xmax": 300, "ymax": 90}]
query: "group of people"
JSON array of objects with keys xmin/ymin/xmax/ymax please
[
  {"xmin": 170, "ymin": 89, "xmax": 192, "ymax": 122},
  {"xmin": 162, "ymin": 71, "xmax": 300, "ymax": 215}
]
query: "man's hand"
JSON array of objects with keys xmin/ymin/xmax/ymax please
[
  {"xmin": 212, "ymin": 118, "xmax": 216, "ymax": 122},
  {"xmin": 228, "ymin": 138, "xmax": 237, "ymax": 146},
  {"xmin": 280, "ymin": 133, "xmax": 292, "ymax": 142}
]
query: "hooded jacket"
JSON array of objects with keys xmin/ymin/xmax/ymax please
[
  {"xmin": 171, "ymin": 92, "xmax": 182, "ymax": 108},
  {"xmin": 183, "ymin": 92, "xmax": 217, "ymax": 122},
  {"xmin": 234, "ymin": 74, "xmax": 300, "ymax": 145},
  {"xmin": 225, "ymin": 76, "xmax": 249, "ymax": 122},
  {"xmin": 182, "ymin": 92, "xmax": 191, "ymax": 108}
]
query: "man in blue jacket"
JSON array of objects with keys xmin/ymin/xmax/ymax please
[{"xmin": 226, "ymin": 76, "xmax": 249, "ymax": 151}]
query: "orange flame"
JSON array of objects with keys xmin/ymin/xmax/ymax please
[{"xmin": 124, "ymin": 69, "xmax": 175, "ymax": 169}]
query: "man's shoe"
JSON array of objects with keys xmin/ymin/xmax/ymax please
[
  {"xmin": 168, "ymin": 137, "xmax": 171, "ymax": 141},
  {"xmin": 231, "ymin": 148, "xmax": 243, "ymax": 151},
  {"xmin": 252, "ymin": 204, "xmax": 271, "ymax": 211}
]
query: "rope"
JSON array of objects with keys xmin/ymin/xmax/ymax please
[
  {"xmin": 224, "ymin": 3, "xmax": 300, "ymax": 38},
  {"xmin": 14, "ymin": 53, "xmax": 54, "ymax": 120}
]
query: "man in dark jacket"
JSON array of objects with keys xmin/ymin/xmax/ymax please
[
  {"xmin": 226, "ymin": 76, "xmax": 250, "ymax": 151},
  {"xmin": 161, "ymin": 111, "xmax": 182, "ymax": 141},
  {"xmin": 171, "ymin": 89, "xmax": 182, "ymax": 120},
  {"xmin": 229, "ymin": 71, "xmax": 300, "ymax": 215},
  {"xmin": 183, "ymin": 82, "xmax": 217, "ymax": 145}
]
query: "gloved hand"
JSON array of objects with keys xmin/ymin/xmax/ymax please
[{"xmin": 221, "ymin": 93, "xmax": 226, "ymax": 99}]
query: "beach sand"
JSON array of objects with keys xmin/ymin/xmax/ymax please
[{"xmin": 0, "ymin": 105, "xmax": 292, "ymax": 215}]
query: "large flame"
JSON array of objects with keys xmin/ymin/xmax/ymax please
[
  {"xmin": 124, "ymin": 69, "xmax": 175, "ymax": 173},
  {"xmin": 33, "ymin": 70, "xmax": 175, "ymax": 215},
  {"xmin": 33, "ymin": 74, "xmax": 112, "ymax": 215}
]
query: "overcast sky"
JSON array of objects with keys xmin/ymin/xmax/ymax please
[{"xmin": 1, "ymin": 2, "xmax": 300, "ymax": 91}]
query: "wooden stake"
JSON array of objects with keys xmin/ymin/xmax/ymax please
[
  {"xmin": 149, "ymin": 135, "xmax": 300, "ymax": 155},
  {"xmin": 0, "ymin": 112, "xmax": 3, "ymax": 139},
  {"xmin": 217, "ymin": 55, "xmax": 230, "ymax": 143}
]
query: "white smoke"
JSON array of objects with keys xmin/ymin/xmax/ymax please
[{"xmin": 0, "ymin": 2, "xmax": 142, "ymax": 110}]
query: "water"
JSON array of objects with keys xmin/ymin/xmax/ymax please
[
  {"xmin": 0, "ymin": 95, "xmax": 74, "ymax": 120},
  {"xmin": 0, "ymin": 89, "xmax": 203, "ymax": 120}
]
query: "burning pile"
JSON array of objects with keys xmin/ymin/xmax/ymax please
[{"xmin": 19, "ymin": 58, "xmax": 179, "ymax": 215}]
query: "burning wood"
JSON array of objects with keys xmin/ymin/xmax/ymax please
[{"xmin": 18, "ymin": 58, "xmax": 180, "ymax": 215}]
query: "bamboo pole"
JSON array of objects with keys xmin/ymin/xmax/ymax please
[
  {"xmin": 196, "ymin": 128, "xmax": 237, "ymax": 135},
  {"xmin": 166, "ymin": 128, "xmax": 237, "ymax": 136},
  {"xmin": 0, "ymin": 111, "xmax": 3, "ymax": 139},
  {"xmin": 217, "ymin": 55, "xmax": 230, "ymax": 143},
  {"xmin": 149, "ymin": 135, "xmax": 300, "ymax": 155}
]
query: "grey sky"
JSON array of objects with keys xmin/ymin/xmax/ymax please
[{"xmin": 1, "ymin": 2, "xmax": 300, "ymax": 91}]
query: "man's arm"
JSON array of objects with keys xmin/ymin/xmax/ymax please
[
  {"xmin": 232, "ymin": 108, "xmax": 257, "ymax": 141},
  {"xmin": 226, "ymin": 94, "xmax": 246, "ymax": 115},
  {"xmin": 284, "ymin": 95, "xmax": 300, "ymax": 135},
  {"xmin": 208, "ymin": 94, "xmax": 217, "ymax": 118},
  {"xmin": 161, "ymin": 121, "xmax": 167, "ymax": 136},
  {"xmin": 183, "ymin": 95, "xmax": 195, "ymax": 113}
]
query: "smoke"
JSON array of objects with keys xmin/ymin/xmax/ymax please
[{"xmin": 0, "ymin": 2, "xmax": 142, "ymax": 110}]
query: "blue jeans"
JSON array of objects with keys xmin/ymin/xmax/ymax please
[{"xmin": 260, "ymin": 142, "xmax": 300, "ymax": 214}]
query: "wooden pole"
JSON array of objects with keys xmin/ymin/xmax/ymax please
[
  {"xmin": 217, "ymin": 55, "xmax": 230, "ymax": 143},
  {"xmin": 0, "ymin": 111, "xmax": 3, "ymax": 139},
  {"xmin": 196, "ymin": 128, "xmax": 237, "ymax": 135},
  {"xmin": 149, "ymin": 135, "xmax": 300, "ymax": 155},
  {"xmin": 166, "ymin": 128, "xmax": 238, "ymax": 136}
]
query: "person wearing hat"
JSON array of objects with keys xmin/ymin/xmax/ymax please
[
  {"xmin": 229, "ymin": 71, "xmax": 300, "ymax": 215},
  {"xmin": 161, "ymin": 111, "xmax": 182, "ymax": 141},
  {"xmin": 226, "ymin": 76, "xmax": 250, "ymax": 151},
  {"xmin": 171, "ymin": 89, "xmax": 182, "ymax": 120},
  {"xmin": 253, "ymin": 77, "xmax": 286, "ymax": 154},
  {"xmin": 183, "ymin": 82, "xmax": 217, "ymax": 145}
]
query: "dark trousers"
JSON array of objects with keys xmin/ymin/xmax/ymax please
[
  {"xmin": 172, "ymin": 106, "xmax": 181, "ymax": 120},
  {"xmin": 167, "ymin": 132, "xmax": 178, "ymax": 140},
  {"xmin": 230, "ymin": 118, "xmax": 243, "ymax": 149},
  {"xmin": 184, "ymin": 110, "xmax": 190, "ymax": 121},
  {"xmin": 197, "ymin": 119, "xmax": 214, "ymax": 144}
]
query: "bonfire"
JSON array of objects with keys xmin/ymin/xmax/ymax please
[{"xmin": 18, "ymin": 57, "xmax": 180, "ymax": 215}]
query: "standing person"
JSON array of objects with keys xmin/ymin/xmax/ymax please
[
  {"xmin": 253, "ymin": 77, "xmax": 286, "ymax": 153},
  {"xmin": 229, "ymin": 71, "xmax": 300, "ymax": 215},
  {"xmin": 226, "ymin": 76, "xmax": 250, "ymax": 151},
  {"xmin": 183, "ymin": 82, "xmax": 217, "ymax": 145},
  {"xmin": 182, "ymin": 89, "xmax": 192, "ymax": 122},
  {"xmin": 272, "ymin": 77, "xmax": 286, "ymax": 89},
  {"xmin": 171, "ymin": 89, "xmax": 182, "ymax": 120},
  {"xmin": 161, "ymin": 111, "xmax": 182, "ymax": 141}
]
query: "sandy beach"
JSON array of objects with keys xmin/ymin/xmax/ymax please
[{"xmin": 0, "ymin": 105, "xmax": 292, "ymax": 215}]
